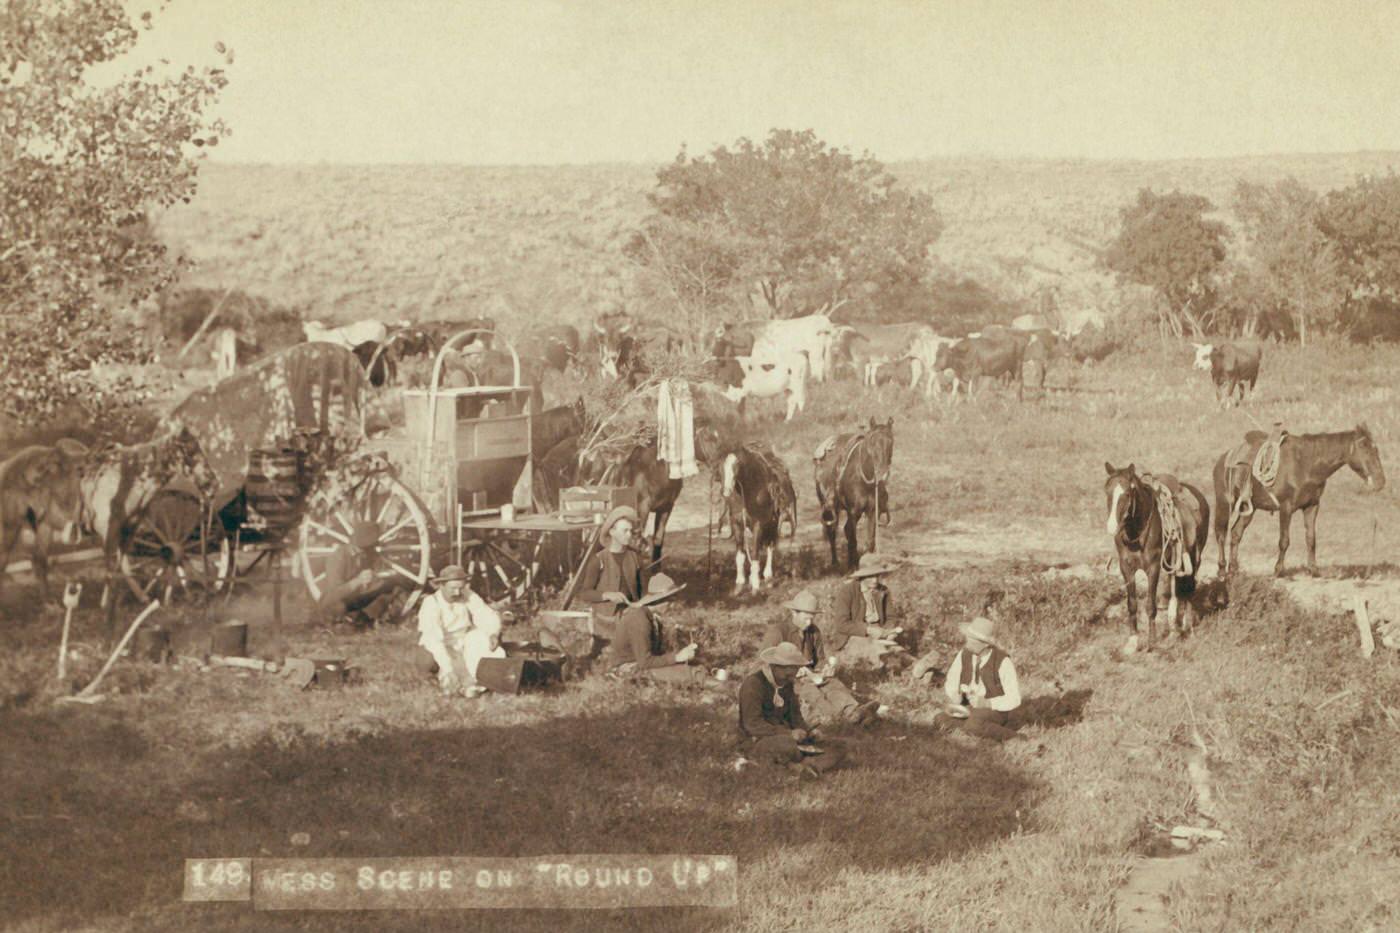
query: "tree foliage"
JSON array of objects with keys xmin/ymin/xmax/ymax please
[
  {"xmin": 625, "ymin": 129, "xmax": 943, "ymax": 332},
  {"xmin": 1103, "ymin": 189, "xmax": 1229, "ymax": 338},
  {"xmin": 1, "ymin": 0, "xmax": 231, "ymax": 424},
  {"xmin": 1316, "ymin": 173, "xmax": 1400, "ymax": 313},
  {"xmin": 1223, "ymin": 177, "xmax": 1345, "ymax": 343}
]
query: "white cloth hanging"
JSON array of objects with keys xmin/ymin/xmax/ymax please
[{"xmin": 657, "ymin": 378, "xmax": 698, "ymax": 480}]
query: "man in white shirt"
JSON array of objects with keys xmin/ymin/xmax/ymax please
[
  {"xmin": 414, "ymin": 565, "xmax": 505, "ymax": 696},
  {"xmin": 940, "ymin": 616, "xmax": 1021, "ymax": 742}
]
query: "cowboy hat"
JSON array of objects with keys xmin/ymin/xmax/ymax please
[
  {"xmin": 433, "ymin": 564, "xmax": 469, "ymax": 584},
  {"xmin": 957, "ymin": 616, "xmax": 1004, "ymax": 650},
  {"xmin": 634, "ymin": 572, "xmax": 685, "ymax": 607},
  {"xmin": 600, "ymin": 505, "xmax": 640, "ymax": 538},
  {"xmin": 783, "ymin": 589, "xmax": 820, "ymax": 613},
  {"xmin": 758, "ymin": 643, "xmax": 807, "ymax": 667},
  {"xmin": 849, "ymin": 553, "xmax": 896, "ymax": 579},
  {"xmin": 350, "ymin": 520, "xmax": 380, "ymax": 549}
]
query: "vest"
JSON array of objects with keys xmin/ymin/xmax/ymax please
[{"xmin": 957, "ymin": 647, "xmax": 1007, "ymax": 699}]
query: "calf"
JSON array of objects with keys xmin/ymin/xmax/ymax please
[{"xmin": 1193, "ymin": 341, "xmax": 1262, "ymax": 407}]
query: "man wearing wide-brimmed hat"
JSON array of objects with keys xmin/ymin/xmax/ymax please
[
  {"xmin": 575, "ymin": 505, "xmax": 647, "ymax": 631},
  {"xmin": 414, "ymin": 564, "xmax": 504, "ymax": 696},
  {"xmin": 597, "ymin": 572, "xmax": 707, "ymax": 684},
  {"xmin": 318, "ymin": 520, "xmax": 400, "ymax": 627},
  {"xmin": 736, "ymin": 642, "xmax": 846, "ymax": 777},
  {"xmin": 826, "ymin": 553, "xmax": 909, "ymax": 670},
  {"xmin": 939, "ymin": 616, "xmax": 1022, "ymax": 742},
  {"xmin": 762, "ymin": 589, "xmax": 880, "ymax": 727}
]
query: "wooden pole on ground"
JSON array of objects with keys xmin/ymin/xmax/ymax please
[{"xmin": 65, "ymin": 600, "xmax": 161, "ymax": 701}]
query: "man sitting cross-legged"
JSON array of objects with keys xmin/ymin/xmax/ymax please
[
  {"xmin": 737, "ymin": 643, "xmax": 846, "ymax": 777},
  {"xmin": 762, "ymin": 589, "xmax": 881, "ymax": 727},
  {"xmin": 936, "ymin": 616, "xmax": 1022, "ymax": 742},
  {"xmin": 596, "ymin": 573, "xmax": 709, "ymax": 685}
]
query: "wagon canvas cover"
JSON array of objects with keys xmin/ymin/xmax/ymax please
[{"xmin": 163, "ymin": 342, "xmax": 367, "ymax": 500}]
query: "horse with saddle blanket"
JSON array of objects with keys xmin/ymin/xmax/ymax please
[
  {"xmin": 814, "ymin": 418, "xmax": 894, "ymax": 570},
  {"xmin": 1104, "ymin": 463, "xmax": 1210, "ymax": 655},
  {"xmin": 1212, "ymin": 423, "xmax": 1386, "ymax": 578}
]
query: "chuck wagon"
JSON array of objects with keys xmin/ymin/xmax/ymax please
[{"xmin": 120, "ymin": 330, "xmax": 608, "ymax": 610}]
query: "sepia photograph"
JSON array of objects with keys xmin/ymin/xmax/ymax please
[{"xmin": 2, "ymin": 0, "xmax": 1399, "ymax": 929}]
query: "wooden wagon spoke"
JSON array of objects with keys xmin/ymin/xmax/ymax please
[
  {"xmin": 302, "ymin": 545, "xmax": 339, "ymax": 556},
  {"xmin": 380, "ymin": 556, "xmax": 421, "ymax": 581},
  {"xmin": 333, "ymin": 512, "xmax": 356, "ymax": 535},
  {"xmin": 375, "ymin": 492, "xmax": 399, "ymax": 525},
  {"xmin": 306, "ymin": 519, "xmax": 350, "ymax": 544},
  {"xmin": 377, "ymin": 514, "xmax": 414, "ymax": 542}
]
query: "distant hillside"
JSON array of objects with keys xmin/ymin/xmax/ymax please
[{"xmin": 155, "ymin": 152, "xmax": 1400, "ymax": 332}]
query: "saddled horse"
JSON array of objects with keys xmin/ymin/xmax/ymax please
[
  {"xmin": 719, "ymin": 443, "xmax": 797, "ymax": 593},
  {"xmin": 1212, "ymin": 424, "xmax": 1385, "ymax": 577},
  {"xmin": 814, "ymin": 418, "xmax": 894, "ymax": 570},
  {"xmin": 1104, "ymin": 463, "xmax": 1210, "ymax": 654}
]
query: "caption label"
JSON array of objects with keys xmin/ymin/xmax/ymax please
[{"xmin": 184, "ymin": 855, "xmax": 736, "ymax": 910}]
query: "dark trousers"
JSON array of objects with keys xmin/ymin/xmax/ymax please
[
  {"xmin": 748, "ymin": 734, "xmax": 846, "ymax": 773},
  {"xmin": 960, "ymin": 708, "xmax": 1018, "ymax": 742}
]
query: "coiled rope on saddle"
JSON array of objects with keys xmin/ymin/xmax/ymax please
[
  {"xmin": 1141, "ymin": 475, "xmax": 1192, "ymax": 576},
  {"xmin": 741, "ymin": 443, "xmax": 796, "ymax": 532},
  {"xmin": 1228, "ymin": 427, "xmax": 1287, "ymax": 531}
]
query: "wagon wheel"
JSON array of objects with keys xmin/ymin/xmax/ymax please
[
  {"xmin": 120, "ymin": 490, "xmax": 234, "ymax": 605},
  {"xmin": 297, "ymin": 472, "xmax": 432, "ymax": 602},
  {"xmin": 461, "ymin": 530, "xmax": 542, "ymax": 604}
]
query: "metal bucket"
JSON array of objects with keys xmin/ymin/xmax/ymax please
[{"xmin": 310, "ymin": 657, "xmax": 349, "ymax": 689}]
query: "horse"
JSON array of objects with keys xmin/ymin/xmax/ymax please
[
  {"xmin": 719, "ymin": 444, "xmax": 797, "ymax": 593},
  {"xmin": 1212, "ymin": 424, "xmax": 1386, "ymax": 577},
  {"xmin": 813, "ymin": 418, "xmax": 894, "ymax": 570},
  {"xmin": 580, "ymin": 440, "xmax": 684, "ymax": 565},
  {"xmin": 1104, "ymin": 463, "xmax": 1210, "ymax": 654}
]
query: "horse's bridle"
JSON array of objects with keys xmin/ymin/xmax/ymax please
[{"xmin": 1111, "ymin": 476, "xmax": 1150, "ymax": 548}]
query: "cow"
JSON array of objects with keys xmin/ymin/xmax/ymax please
[
  {"xmin": 1193, "ymin": 342, "xmax": 1262, "ymax": 407},
  {"xmin": 907, "ymin": 329, "xmax": 959, "ymax": 397},
  {"xmin": 302, "ymin": 319, "xmax": 389, "ymax": 349},
  {"xmin": 751, "ymin": 313, "xmax": 837, "ymax": 383},
  {"xmin": 352, "ymin": 340, "xmax": 397, "ymax": 388},
  {"xmin": 935, "ymin": 333, "xmax": 1026, "ymax": 401},
  {"xmin": 833, "ymin": 322, "xmax": 930, "ymax": 386},
  {"xmin": 518, "ymin": 324, "xmax": 580, "ymax": 373},
  {"xmin": 711, "ymin": 351, "xmax": 810, "ymax": 421},
  {"xmin": 589, "ymin": 311, "xmax": 675, "ymax": 387}
]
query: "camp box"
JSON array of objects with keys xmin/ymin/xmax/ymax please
[
  {"xmin": 479, "ymin": 644, "xmax": 568, "ymax": 695},
  {"xmin": 559, "ymin": 484, "xmax": 639, "ymax": 517}
]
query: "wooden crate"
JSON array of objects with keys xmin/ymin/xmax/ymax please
[{"xmin": 560, "ymin": 485, "xmax": 638, "ymax": 516}]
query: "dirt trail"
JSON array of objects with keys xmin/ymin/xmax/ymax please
[{"xmin": 1117, "ymin": 850, "xmax": 1202, "ymax": 931}]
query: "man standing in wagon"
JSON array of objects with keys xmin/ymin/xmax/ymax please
[{"xmin": 414, "ymin": 565, "xmax": 505, "ymax": 696}]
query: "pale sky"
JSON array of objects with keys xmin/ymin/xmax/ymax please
[{"xmin": 110, "ymin": 0, "xmax": 1400, "ymax": 164}]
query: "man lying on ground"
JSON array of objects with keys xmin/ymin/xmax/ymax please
[
  {"xmin": 597, "ymin": 573, "xmax": 710, "ymax": 685},
  {"xmin": 737, "ymin": 643, "xmax": 845, "ymax": 777},
  {"xmin": 762, "ymin": 589, "xmax": 881, "ymax": 727},
  {"xmin": 936, "ymin": 616, "xmax": 1022, "ymax": 742},
  {"xmin": 414, "ymin": 564, "xmax": 505, "ymax": 697}
]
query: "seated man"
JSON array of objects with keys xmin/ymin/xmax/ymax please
[
  {"xmin": 574, "ymin": 505, "xmax": 646, "ymax": 635},
  {"xmin": 737, "ymin": 643, "xmax": 845, "ymax": 777},
  {"xmin": 827, "ymin": 553, "xmax": 909, "ymax": 670},
  {"xmin": 762, "ymin": 589, "xmax": 880, "ymax": 727},
  {"xmin": 318, "ymin": 520, "xmax": 401, "ymax": 627},
  {"xmin": 597, "ymin": 573, "xmax": 708, "ymax": 685},
  {"xmin": 939, "ymin": 616, "xmax": 1022, "ymax": 742},
  {"xmin": 414, "ymin": 564, "xmax": 505, "ymax": 696}
]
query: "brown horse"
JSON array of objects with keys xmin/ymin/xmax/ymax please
[
  {"xmin": 1104, "ymin": 464, "xmax": 1210, "ymax": 654},
  {"xmin": 1212, "ymin": 424, "xmax": 1386, "ymax": 577},
  {"xmin": 719, "ymin": 444, "xmax": 797, "ymax": 593},
  {"xmin": 580, "ymin": 441, "xmax": 683, "ymax": 565},
  {"xmin": 814, "ymin": 418, "xmax": 894, "ymax": 570}
]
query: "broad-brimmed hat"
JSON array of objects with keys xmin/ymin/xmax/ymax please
[
  {"xmin": 351, "ymin": 520, "xmax": 380, "ymax": 549},
  {"xmin": 434, "ymin": 564, "xmax": 469, "ymax": 584},
  {"xmin": 758, "ymin": 643, "xmax": 807, "ymax": 667},
  {"xmin": 783, "ymin": 589, "xmax": 819, "ymax": 613},
  {"xmin": 600, "ymin": 505, "xmax": 640, "ymax": 538},
  {"xmin": 849, "ymin": 553, "xmax": 896, "ymax": 579},
  {"xmin": 634, "ymin": 572, "xmax": 685, "ymax": 607},
  {"xmin": 957, "ymin": 616, "xmax": 1004, "ymax": 650}
]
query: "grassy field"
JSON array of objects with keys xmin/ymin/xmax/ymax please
[{"xmin": 4, "ymin": 339, "xmax": 1400, "ymax": 931}]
